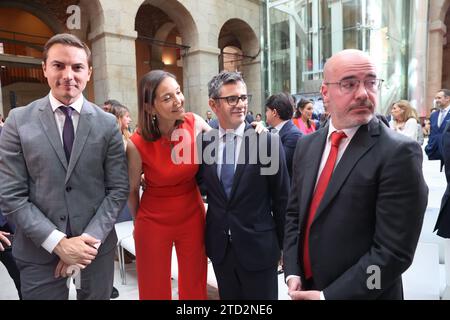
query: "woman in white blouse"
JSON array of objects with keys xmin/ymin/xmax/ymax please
[{"xmin": 389, "ymin": 100, "xmax": 419, "ymax": 141}]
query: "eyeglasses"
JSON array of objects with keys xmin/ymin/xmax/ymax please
[
  {"xmin": 214, "ymin": 94, "xmax": 252, "ymax": 106},
  {"xmin": 325, "ymin": 79, "xmax": 384, "ymax": 94}
]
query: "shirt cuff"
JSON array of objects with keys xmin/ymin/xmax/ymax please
[
  {"xmin": 285, "ymin": 275, "xmax": 301, "ymax": 284},
  {"xmin": 41, "ymin": 230, "xmax": 66, "ymax": 253},
  {"xmin": 320, "ymin": 291, "xmax": 325, "ymax": 300}
]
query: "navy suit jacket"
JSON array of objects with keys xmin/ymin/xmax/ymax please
[
  {"xmin": 278, "ymin": 120, "xmax": 302, "ymax": 179},
  {"xmin": 197, "ymin": 124, "xmax": 290, "ymax": 271},
  {"xmin": 425, "ymin": 110, "xmax": 450, "ymax": 161},
  {"xmin": 435, "ymin": 119, "xmax": 450, "ymax": 237}
]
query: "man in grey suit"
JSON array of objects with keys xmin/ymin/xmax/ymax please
[{"xmin": 0, "ymin": 33, "xmax": 129, "ymax": 300}]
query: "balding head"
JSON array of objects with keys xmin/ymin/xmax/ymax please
[
  {"xmin": 323, "ymin": 49, "xmax": 375, "ymax": 82},
  {"xmin": 321, "ymin": 49, "xmax": 379, "ymax": 129}
]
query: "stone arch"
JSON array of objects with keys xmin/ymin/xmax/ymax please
[
  {"xmin": 134, "ymin": 0, "xmax": 199, "ymax": 113},
  {"xmin": 218, "ymin": 18, "xmax": 261, "ymax": 115},
  {"xmin": 0, "ymin": 0, "xmax": 65, "ymax": 34},
  {"xmin": 136, "ymin": 0, "xmax": 198, "ymax": 50}
]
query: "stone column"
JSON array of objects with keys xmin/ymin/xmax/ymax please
[
  {"xmin": 241, "ymin": 58, "xmax": 262, "ymax": 115},
  {"xmin": 182, "ymin": 46, "xmax": 220, "ymax": 117},
  {"xmin": 89, "ymin": 30, "xmax": 139, "ymax": 123},
  {"xmin": 427, "ymin": 20, "xmax": 447, "ymax": 113},
  {"xmin": 408, "ymin": 0, "xmax": 429, "ymax": 118}
]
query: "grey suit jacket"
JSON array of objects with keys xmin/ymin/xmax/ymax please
[{"xmin": 0, "ymin": 95, "xmax": 129, "ymax": 264}]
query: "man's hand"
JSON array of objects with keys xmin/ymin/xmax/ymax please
[
  {"xmin": 0, "ymin": 231, "xmax": 11, "ymax": 251},
  {"xmin": 53, "ymin": 234, "xmax": 99, "ymax": 266},
  {"xmin": 251, "ymin": 121, "xmax": 269, "ymax": 134},
  {"xmin": 54, "ymin": 259, "xmax": 85, "ymax": 278},
  {"xmin": 288, "ymin": 290, "xmax": 321, "ymax": 300}
]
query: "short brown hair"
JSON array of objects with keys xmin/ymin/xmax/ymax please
[{"xmin": 43, "ymin": 33, "xmax": 92, "ymax": 66}]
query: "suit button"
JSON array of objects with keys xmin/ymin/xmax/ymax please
[
  {"xmin": 60, "ymin": 215, "xmax": 66, "ymax": 221},
  {"xmin": 65, "ymin": 186, "xmax": 72, "ymax": 192}
]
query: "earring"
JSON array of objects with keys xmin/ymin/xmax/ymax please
[{"xmin": 151, "ymin": 114, "xmax": 157, "ymax": 127}]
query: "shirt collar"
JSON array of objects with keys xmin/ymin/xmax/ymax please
[
  {"xmin": 441, "ymin": 106, "xmax": 450, "ymax": 113},
  {"xmin": 327, "ymin": 118, "xmax": 360, "ymax": 142},
  {"xmin": 49, "ymin": 91, "xmax": 84, "ymax": 114},
  {"xmin": 274, "ymin": 120, "xmax": 289, "ymax": 132},
  {"xmin": 219, "ymin": 121, "xmax": 246, "ymax": 139}
]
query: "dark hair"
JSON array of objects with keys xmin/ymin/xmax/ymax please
[
  {"xmin": 295, "ymin": 98, "xmax": 313, "ymax": 119},
  {"xmin": 439, "ymin": 89, "xmax": 450, "ymax": 97},
  {"xmin": 208, "ymin": 71, "xmax": 245, "ymax": 98},
  {"xmin": 43, "ymin": 33, "xmax": 92, "ymax": 66},
  {"xmin": 104, "ymin": 99, "xmax": 122, "ymax": 107},
  {"xmin": 137, "ymin": 70, "xmax": 182, "ymax": 141},
  {"xmin": 265, "ymin": 92, "xmax": 294, "ymax": 121}
]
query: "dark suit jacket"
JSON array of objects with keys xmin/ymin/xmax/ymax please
[
  {"xmin": 197, "ymin": 124, "xmax": 290, "ymax": 271},
  {"xmin": 278, "ymin": 120, "xmax": 302, "ymax": 178},
  {"xmin": 425, "ymin": 110, "xmax": 450, "ymax": 161},
  {"xmin": 435, "ymin": 119, "xmax": 450, "ymax": 237},
  {"xmin": 283, "ymin": 117, "xmax": 428, "ymax": 299}
]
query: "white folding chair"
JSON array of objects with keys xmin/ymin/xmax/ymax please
[
  {"xmin": 114, "ymin": 221, "xmax": 134, "ymax": 284},
  {"xmin": 118, "ymin": 235, "xmax": 136, "ymax": 285}
]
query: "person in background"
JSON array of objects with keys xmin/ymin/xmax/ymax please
[
  {"xmin": 102, "ymin": 99, "xmax": 121, "ymax": 113},
  {"xmin": 293, "ymin": 99, "xmax": 318, "ymax": 135},
  {"xmin": 283, "ymin": 49, "xmax": 427, "ymax": 300},
  {"xmin": 205, "ymin": 110, "xmax": 214, "ymax": 124},
  {"xmin": 425, "ymin": 89, "xmax": 450, "ymax": 162},
  {"xmin": 265, "ymin": 92, "xmax": 302, "ymax": 179},
  {"xmin": 388, "ymin": 100, "xmax": 419, "ymax": 141},
  {"xmin": 255, "ymin": 113, "xmax": 266, "ymax": 127}
]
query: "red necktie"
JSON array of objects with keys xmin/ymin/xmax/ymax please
[{"xmin": 303, "ymin": 131, "xmax": 347, "ymax": 279}]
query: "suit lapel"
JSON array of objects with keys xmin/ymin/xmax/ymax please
[
  {"xmin": 38, "ymin": 98, "xmax": 68, "ymax": 170},
  {"xmin": 203, "ymin": 130, "xmax": 226, "ymax": 199},
  {"xmin": 65, "ymin": 101, "xmax": 93, "ymax": 182},
  {"xmin": 313, "ymin": 119, "xmax": 380, "ymax": 222}
]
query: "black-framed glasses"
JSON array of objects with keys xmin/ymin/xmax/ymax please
[
  {"xmin": 325, "ymin": 79, "xmax": 384, "ymax": 94},
  {"xmin": 214, "ymin": 94, "xmax": 252, "ymax": 106}
]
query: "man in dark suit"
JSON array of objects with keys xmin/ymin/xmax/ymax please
[
  {"xmin": 434, "ymin": 94, "xmax": 450, "ymax": 238},
  {"xmin": 0, "ymin": 34, "xmax": 129, "ymax": 300},
  {"xmin": 283, "ymin": 49, "xmax": 428, "ymax": 300},
  {"xmin": 425, "ymin": 89, "xmax": 450, "ymax": 162},
  {"xmin": 198, "ymin": 71, "xmax": 289, "ymax": 299},
  {"xmin": 265, "ymin": 92, "xmax": 302, "ymax": 178}
]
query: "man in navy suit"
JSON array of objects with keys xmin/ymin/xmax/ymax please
[
  {"xmin": 265, "ymin": 92, "xmax": 303, "ymax": 179},
  {"xmin": 434, "ymin": 89, "xmax": 450, "ymax": 238},
  {"xmin": 197, "ymin": 71, "xmax": 289, "ymax": 299},
  {"xmin": 425, "ymin": 89, "xmax": 450, "ymax": 162}
]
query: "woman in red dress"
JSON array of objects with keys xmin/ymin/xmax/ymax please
[{"xmin": 128, "ymin": 70, "xmax": 210, "ymax": 299}]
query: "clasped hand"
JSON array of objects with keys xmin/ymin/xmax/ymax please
[{"xmin": 53, "ymin": 234, "xmax": 100, "ymax": 278}]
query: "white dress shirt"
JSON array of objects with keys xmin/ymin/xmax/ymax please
[
  {"xmin": 438, "ymin": 106, "xmax": 450, "ymax": 128},
  {"xmin": 41, "ymin": 92, "xmax": 84, "ymax": 253},
  {"xmin": 216, "ymin": 121, "xmax": 246, "ymax": 176}
]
